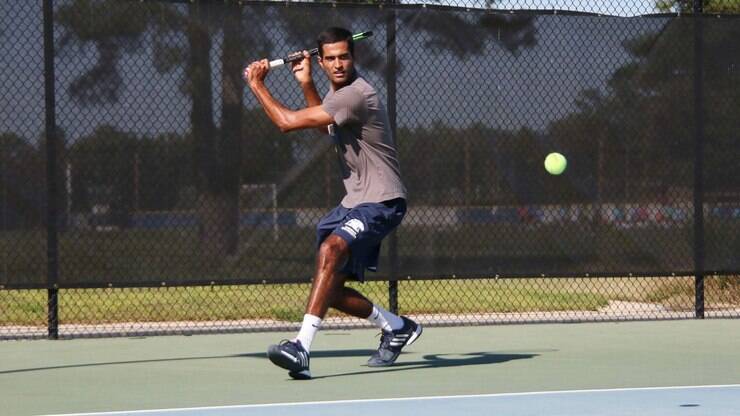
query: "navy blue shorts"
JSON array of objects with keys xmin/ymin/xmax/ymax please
[{"xmin": 316, "ymin": 198, "xmax": 406, "ymax": 282}]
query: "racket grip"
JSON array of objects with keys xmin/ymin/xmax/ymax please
[
  {"xmin": 267, "ymin": 52, "xmax": 303, "ymax": 69},
  {"xmin": 266, "ymin": 48, "xmax": 319, "ymax": 69}
]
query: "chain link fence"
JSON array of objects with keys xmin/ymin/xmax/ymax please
[{"xmin": 1, "ymin": 0, "xmax": 738, "ymax": 339}]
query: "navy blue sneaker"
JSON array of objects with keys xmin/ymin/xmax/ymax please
[
  {"xmin": 367, "ymin": 316, "xmax": 423, "ymax": 367},
  {"xmin": 267, "ymin": 339, "xmax": 311, "ymax": 380}
]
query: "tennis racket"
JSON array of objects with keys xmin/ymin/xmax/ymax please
[{"xmin": 267, "ymin": 31, "xmax": 373, "ymax": 68}]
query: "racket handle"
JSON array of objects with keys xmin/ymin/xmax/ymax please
[
  {"xmin": 267, "ymin": 48, "xmax": 320, "ymax": 68},
  {"xmin": 268, "ymin": 59, "xmax": 285, "ymax": 68}
]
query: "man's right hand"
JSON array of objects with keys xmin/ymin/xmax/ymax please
[
  {"xmin": 244, "ymin": 59, "xmax": 269, "ymax": 88},
  {"xmin": 291, "ymin": 50, "xmax": 313, "ymax": 85}
]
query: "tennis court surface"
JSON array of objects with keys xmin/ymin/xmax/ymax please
[{"xmin": 2, "ymin": 320, "xmax": 739, "ymax": 415}]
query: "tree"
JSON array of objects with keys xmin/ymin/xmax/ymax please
[
  {"xmin": 57, "ymin": 0, "xmax": 252, "ymax": 257},
  {"xmin": 548, "ymin": 9, "xmax": 739, "ymax": 201},
  {"xmin": 0, "ymin": 133, "xmax": 45, "ymax": 229},
  {"xmin": 69, "ymin": 125, "xmax": 138, "ymax": 226},
  {"xmin": 656, "ymin": 0, "xmax": 740, "ymax": 13},
  {"xmin": 55, "ymin": 0, "xmax": 536, "ymax": 262},
  {"xmin": 133, "ymin": 132, "xmax": 194, "ymax": 212}
]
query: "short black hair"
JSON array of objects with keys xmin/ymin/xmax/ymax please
[{"xmin": 317, "ymin": 27, "xmax": 354, "ymax": 58}]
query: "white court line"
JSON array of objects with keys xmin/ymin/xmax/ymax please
[{"xmin": 44, "ymin": 384, "xmax": 740, "ymax": 416}]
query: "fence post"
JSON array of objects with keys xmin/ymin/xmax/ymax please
[
  {"xmin": 692, "ymin": 0, "xmax": 705, "ymax": 319},
  {"xmin": 386, "ymin": 3, "xmax": 399, "ymax": 315},
  {"xmin": 43, "ymin": 0, "xmax": 60, "ymax": 338}
]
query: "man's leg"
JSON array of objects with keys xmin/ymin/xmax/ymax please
[
  {"xmin": 293, "ymin": 234, "xmax": 350, "ymax": 351},
  {"xmin": 295, "ymin": 235, "xmax": 405, "ymax": 347},
  {"xmin": 331, "ymin": 286, "xmax": 404, "ymax": 332},
  {"xmin": 266, "ymin": 234, "xmax": 350, "ymax": 380},
  {"xmin": 305, "ymin": 234, "xmax": 350, "ymax": 318},
  {"xmin": 329, "ymin": 283, "xmax": 422, "ymax": 368},
  {"xmin": 330, "ymin": 286, "xmax": 371, "ymax": 318},
  {"xmin": 298, "ymin": 236, "xmax": 403, "ymax": 350}
]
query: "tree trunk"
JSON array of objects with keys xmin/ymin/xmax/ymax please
[
  {"xmin": 216, "ymin": 2, "xmax": 244, "ymax": 256},
  {"xmin": 188, "ymin": 2, "xmax": 233, "ymax": 259}
]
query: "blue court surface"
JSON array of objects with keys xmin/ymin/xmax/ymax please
[{"xmin": 46, "ymin": 385, "xmax": 740, "ymax": 416}]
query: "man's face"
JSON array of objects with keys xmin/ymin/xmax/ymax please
[{"xmin": 318, "ymin": 41, "xmax": 355, "ymax": 87}]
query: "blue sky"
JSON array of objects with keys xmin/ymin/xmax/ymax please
[
  {"xmin": 420, "ymin": 0, "xmax": 659, "ymax": 16},
  {"xmin": 498, "ymin": 0, "xmax": 658, "ymax": 16}
]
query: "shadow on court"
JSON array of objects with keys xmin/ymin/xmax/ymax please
[
  {"xmin": 0, "ymin": 354, "xmax": 247, "ymax": 375},
  {"xmin": 0, "ymin": 349, "xmax": 379, "ymax": 375},
  {"xmin": 0, "ymin": 348, "xmax": 540, "ymax": 379},
  {"xmin": 309, "ymin": 351, "xmax": 540, "ymax": 379}
]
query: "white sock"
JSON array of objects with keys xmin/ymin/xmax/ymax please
[
  {"xmin": 367, "ymin": 304, "xmax": 404, "ymax": 332},
  {"xmin": 295, "ymin": 314, "xmax": 321, "ymax": 353}
]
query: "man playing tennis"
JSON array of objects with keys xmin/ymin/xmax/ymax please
[{"xmin": 243, "ymin": 27, "xmax": 421, "ymax": 380}]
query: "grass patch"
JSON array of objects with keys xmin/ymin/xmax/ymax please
[
  {"xmin": 2, "ymin": 276, "xmax": 738, "ymax": 327},
  {"xmin": 0, "ymin": 278, "xmax": 693, "ymax": 326},
  {"xmin": 641, "ymin": 274, "xmax": 740, "ymax": 311},
  {"xmin": 396, "ymin": 279, "xmax": 609, "ymax": 314}
]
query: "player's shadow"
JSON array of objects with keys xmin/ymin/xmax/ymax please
[
  {"xmin": 238, "ymin": 349, "xmax": 378, "ymax": 359},
  {"xmin": 0, "ymin": 350, "xmax": 541, "ymax": 377},
  {"xmin": 309, "ymin": 351, "xmax": 540, "ymax": 379},
  {"xmin": 0, "ymin": 354, "xmax": 249, "ymax": 375},
  {"xmin": 0, "ymin": 350, "xmax": 379, "ymax": 375}
]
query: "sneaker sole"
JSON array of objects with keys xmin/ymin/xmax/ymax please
[{"xmin": 288, "ymin": 369, "xmax": 312, "ymax": 380}]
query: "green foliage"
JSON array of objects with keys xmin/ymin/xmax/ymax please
[
  {"xmin": 549, "ymin": 17, "xmax": 739, "ymax": 199},
  {"xmin": 240, "ymin": 109, "xmax": 293, "ymax": 186},
  {"xmin": 656, "ymin": 0, "xmax": 740, "ymax": 13},
  {"xmin": 56, "ymin": 0, "xmax": 156, "ymax": 104},
  {"xmin": 57, "ymin": 0, "xmax": 150, "ymax": 42},
  {"xmin": 52, "ymin": 1, "xmax": 539, "ymax": 217},
  {"xmin": 38, "ymin": 108, "xmax": 291, "ymax": 214},
  {"xmin": 0, "ymin": 134, "xmax": 45, "ymax": 228}
]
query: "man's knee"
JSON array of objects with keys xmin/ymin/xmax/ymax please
[{"xmin": 318, "ymin": 235, "xmax": 349, "ymax": 269}]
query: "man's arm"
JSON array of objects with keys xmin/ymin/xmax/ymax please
[
  {"xmin": 300, "ymin": 81, "xmax": 322, "ymax": 107},
  {"xmin": 293, "ymin": 51, "xmax": 328, "ymax": 134},
  {"xmin": 299, "ymin": 81, "xmax": 328, "ymax": 135},
  {"xmin": 251, "ymin": 82, "xmax": 333, "ymax": 133},
  {"xmin": 245, "ymin": 60, "xmax": 333, "ymax": 133},
  {"xmin": 292, "ymin": 51, "xmax": 322, "ymax": 108}
]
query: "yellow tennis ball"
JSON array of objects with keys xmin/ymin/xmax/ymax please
[{"xmin": 544, "ymin": 152, "xmax": 567, "ymax": 175}]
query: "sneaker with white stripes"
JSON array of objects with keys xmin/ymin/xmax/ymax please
[
  {"xmin": 367, "ymin": 316, "xmax": 423, "ymax": 367},
  {"xmin": 267, "ymin": 339, "xmax": 311, "ymax": 380}
]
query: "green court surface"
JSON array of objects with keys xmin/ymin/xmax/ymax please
[{"xmin": 1, "ymin": 320, "xmax": 739, "ymax": 415}]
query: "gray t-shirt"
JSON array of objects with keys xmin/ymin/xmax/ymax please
[{"xmin": 322, "ymin": 75, "xmax": 407, "ymax": 208}]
